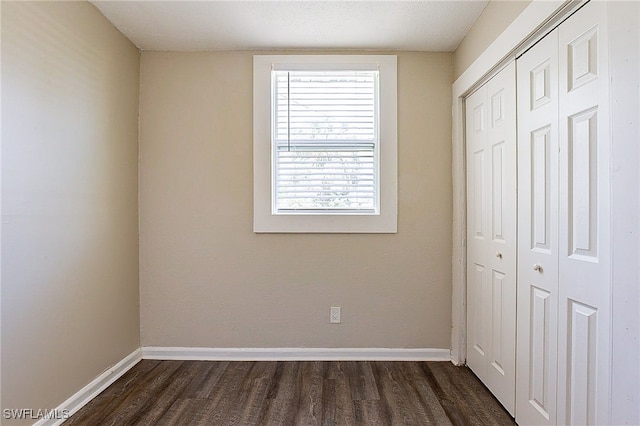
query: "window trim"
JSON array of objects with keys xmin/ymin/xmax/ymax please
[{"xmin": 253, "ymin": 55, "xmax": 397, "ymax": 233}]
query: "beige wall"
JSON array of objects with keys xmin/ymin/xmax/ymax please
[
  {"xmin": 139, "ymin": 51, "xmax": 453, "ymax": 349},
  {"xmin": 1, "ymin": 2, "xmax": 140, "ymax": 423},
  {"xmin": 454, "ymin": 0, "xmax": 531, "ymax": 80}
]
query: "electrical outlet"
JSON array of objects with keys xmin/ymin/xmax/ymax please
[{"xmin": 330, "ymin": 307, "xmax": 341, "ymax": 323}]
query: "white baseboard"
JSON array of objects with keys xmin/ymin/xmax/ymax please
[
  {"xmin": 141, "ymin": 346, "xmax": 451, "ymax": 361},
  {"xmin": 33, "ymin": 348, "xmax": 142, "ymax": 426}
]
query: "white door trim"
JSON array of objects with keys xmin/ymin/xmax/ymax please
[
  {"xmin": 606, "ymin": 3, "xmax": 640, "ymax": 423},
  {"xmin": 451, "ymin": 0, "xmax": 571, "ymax": 366}
]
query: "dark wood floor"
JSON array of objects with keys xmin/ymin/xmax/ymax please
[{"xmin": 66, "ymin": 360, "xmax": 515, "ymax": 425}]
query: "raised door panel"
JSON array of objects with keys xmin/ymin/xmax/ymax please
[
  {"xmin": 566, "ymin": 300, "xmax": 598, "ymax": 425},
  {"xmin": 492, "ymin": 142, "xmax": 505, "ymax": 242},
  {"xmin": 529, "ymin": 286, "xmax": 552, "ymax": 419},
  {"xmin": 469, "ymin": 264, "xmax": 488, "ymax": 360},
  {"xmin": 568, "ymin": 108, "xmax": 598, "ymax": 259},
  {"xmin": 531, "ymin": 126, "xmax": 552, "ymax": 253},
  {"xmin": 467, "ymin": 86, "xmax": 488, "ymax": 246},
  {"xmin": 557, "ymin": 2, "xmax": 611, "ymax": 424},
  {"xmin": 516, "ymin": 30, "xmax": 559, "ymax": 426}
]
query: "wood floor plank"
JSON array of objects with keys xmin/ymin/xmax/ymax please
[
  {"xmin": 353, "ymin": 400, "xmax": 386, "ymax": 425},
  {"xmin": 344, "ymin": 361, "xmax": 378, "ymax": 401},
  {"xmin": 293, "ymin": 361, "xmax": 323, "ymax": 426},
  {"xmin": 359, "ymin": 361, "xmax": 381, "ymax": 401},
  {"xmin": 258, "ymin": 361, "xmax": 302, "ymax": 425},
  {"xmin": 224, "ymin": 362, "xmax": 277, "ymax": 425},
  {"xmin": 173, "ymin": 361, "xmax": 216, "ymax": 399},
  {"xmin": 65, "ymin": 359, "xmax": 161, "ymax": 426},
  {"xmin": 371, "ymin": 361, "xmax": 420, "ymax": 425},
  {"xmin": 154, "ymin": 398, "xmax": 193, "ymax": 426},
  {"xmin": 241, "ymin": 362, "xmax": 280, "ymax": 424},
  {"xmin": 320, "ymin": 377, "xmax": 337, "ymax": 426},
  {"xmin": 177, "ymin": 398, "xmax": 214, "ymax": 426},
  {"xmin": 419, "ymin": 362, "xmax": 467, "ymax": 425},
  {"xmin": 422, "ymin": 362, "xmax": 515, "ymax": 426},
  {"xmin": 194, "ymin": 360, "xmax": 230, "ymax": 399},
  {"xmin": 331, "ymin": 362, "xmax": 357, "ymax": 425},
  {"xmin": 393, "ymin": 362, "xmax": 451, "ymax": 425},
  {"xmin": 66, "ymin": 360, "xmax": 515, "ymax": 426},
  {"xmin": 69, "ymin": 360, "xmax": 178, "ymax": 426},
  {"xmin": 200, "ymin": 361, "xmax": 254, "ymax": 424},
  {"xmin": 133, "ymin": 361, "xmax": 206, "ymax": 425},
  {"xmin": 403, "ymin": 362, "xmax": 452, "ymax": 425},
  {"xmin": 105, "ymin": 360, "xmax": 185, "ymax": 426}
]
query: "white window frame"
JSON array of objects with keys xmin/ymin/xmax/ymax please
[{"xmin": 253, "ymin": 55, "xmax": 397, "ymax": 233}]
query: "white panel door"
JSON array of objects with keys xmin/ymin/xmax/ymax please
[
  {"xmin": 466, "ymin": 61, "xmax": 517, "ymax": 415},
  {"xmin": 466, "ymin": 83, "xmax": 490, "ymax": 383},
  {"xmin": 516, "ymin": 30, "xmax": 559, "ymax": 426},
  {"xmin": 557, "ymin": 2, "xmax": 611, "ymax": 424}
]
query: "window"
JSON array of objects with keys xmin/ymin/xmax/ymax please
[
  {"xmin": 273, "ymin": 69, "xmax": 377, "ymax": 213},
  {"xmin": 254, "ymin": 55, "xmax": 397, "ymax": 233}
]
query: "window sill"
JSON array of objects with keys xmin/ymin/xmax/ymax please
[{"xmin": 253, "ymin": 211, "xmax": 397, "ymax": 234}]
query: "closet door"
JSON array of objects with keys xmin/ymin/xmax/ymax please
[
  {"xmin": 466, "ymin": 83, "xmax": 490, "ymax": 386},
  {"xmin": 516, "ymin": 30, "xmax": 559, "ymax": 426},
  {"xmin": 516, "ymin": 2, "xmax": 612, "ymax": 424},
  {"xmin": 557, "ymin": 2, "xmax": 611, "ymax": 424},
  {"xmin": 466, "ymin": 61, "xmax": 517, "ymax": 415}
]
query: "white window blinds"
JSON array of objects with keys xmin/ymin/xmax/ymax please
[{"xmin": 273, "ymin": 69, "xmax": 379, "ymax": 213}]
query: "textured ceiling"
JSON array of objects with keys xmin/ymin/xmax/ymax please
[{"xmin": 91, "ymin": 1, "xmax": 488, "ymax": 52}]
